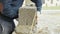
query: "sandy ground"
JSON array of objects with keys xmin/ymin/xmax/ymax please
[
  {"xmin": 36, "ymin": 10, "xmax": 60, "ymax": 34},
  {"xmin": 13, "ymin": 10, "xmax": 60, "ymax": 34}
]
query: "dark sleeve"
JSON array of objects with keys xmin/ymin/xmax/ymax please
[
  {"xmin": 11, "ymin": 0, "xmax": 24, "ymax": 10},
  {"xmin": 0, "ymin": 0, "xmax": 2, "ymax": 2},
  {"xmin": 2, "ymin": 0, "xmax": 24, "ymax": 18},
  {"xmin": 31, "ymin": 0, "xmax": 42, "ymax": 11},
  {"xmin": 36, "ymin": 0, "xmax": 42, "ymax": 11}
]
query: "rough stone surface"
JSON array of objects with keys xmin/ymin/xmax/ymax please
[{"xmin": 15, "ymin": 7, "xmax": 37, "ymax": 34}]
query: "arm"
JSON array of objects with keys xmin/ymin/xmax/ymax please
[
  {"xmin": 31, "ymin": 0, "xmax": 42, "ymax": 11},
  {"xmin": 11, "ymin": 0, "xmax": 24, "ymax": 10},
  {"xmin": 36, "ymin": 0, "xmax": 42, "ymax": 11},
  {"xmin": 2, "ymin": 0, "xmax": 24, "ymax": 18}
]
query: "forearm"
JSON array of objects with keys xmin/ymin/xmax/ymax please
[
  {"xmin": 11, "ymin": 0, "xmax": 24, "ymax": 10},
  {"xmin": 35, "ymin": 0, "xmax": 42, "ymax": 11},
  {"xmin": 31, "ymin": 0, "xmax": 42, "ymax": 11}
]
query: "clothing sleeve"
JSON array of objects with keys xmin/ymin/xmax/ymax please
[
  {"xmin": 2, "ymin": 0, "xmax": 24, "ymax": 18},
  {"xmin": 11, "ymin": 0, "xmax": 24, "ymax": 10},
  {"xmin": 0, "ymin": 0, "xmax": 2, "ymax": 2},
  {"xmin": 36, "ymin": 0, "xmax": 42, "ymax": 11},
  {"xmin": 31, "ymin": 0, "xmax": 42, "ymax": 11}
]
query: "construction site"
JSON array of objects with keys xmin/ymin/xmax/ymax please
[
  {"xmin": 12, "ymin": 0, "xmax": 60, "ymax": 34},
  {"xmin": 13, "ymin": 0, "xmax": 60, "ymax": 34},
  {"xmin": 0, "ymin": 0, "xmax": 60, "ymax": 34}
]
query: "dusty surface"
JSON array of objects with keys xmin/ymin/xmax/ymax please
[
  {"xmin": 13, "ymin": 10, "xmax": 60, "ymax": 34},
  {"xmin": 36, "ymin": 10, "xmax": 60, "ymax": 34}
]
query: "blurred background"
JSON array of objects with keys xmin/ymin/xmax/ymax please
[{"xmin": 13, "ymin": 0, "xmax": 60, "ymax": 34}]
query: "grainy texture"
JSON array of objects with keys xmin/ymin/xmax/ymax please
[{"xmin": 15, "ymin": 7, "xmax": 37, "ymax": 34}]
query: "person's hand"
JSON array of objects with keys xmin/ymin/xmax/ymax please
[{"xmin": 0, "ymin": 3, "xmax": 3, "ymax": 12}]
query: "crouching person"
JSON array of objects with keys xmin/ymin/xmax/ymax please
[{"xmin": 0, "ymin": 0, "xmax": 24, "ymax": 34}]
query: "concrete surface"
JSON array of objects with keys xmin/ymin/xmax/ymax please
[
  {"xmin": 13, "ymin": 9, "xmax": 60, "ymax": 34},
  {"xmin": 36, "ymin": 10, "xmax": 60, "ymax": 34},
  {"xmin": 15, "ymin": 7, "xmax": 37, "ymax": 34}
]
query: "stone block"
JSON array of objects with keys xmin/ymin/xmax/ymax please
[{"xmin": 15, "ymin": 7, "xmax": 37, "ymax": 34}]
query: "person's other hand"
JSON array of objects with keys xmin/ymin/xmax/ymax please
[{"xmin": 0, "ymin": 3, "xmax": 3, "ymax": 12}]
